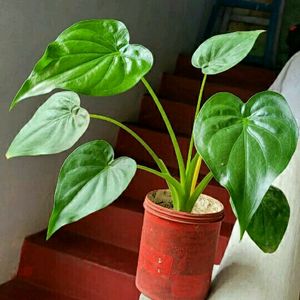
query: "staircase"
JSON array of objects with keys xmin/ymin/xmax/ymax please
[{"xmin": 0, "ymin": 55, "xmax": 277, "ymax": 299}]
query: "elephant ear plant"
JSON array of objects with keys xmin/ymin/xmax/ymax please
[{"xmin": 7, "ymin": 19, "xmax": 298, "ymax": 253}]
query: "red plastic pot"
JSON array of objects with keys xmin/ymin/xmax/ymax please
[{"xmin": 136, "ymin": 190, "xmax": 224, "ymax": 300}]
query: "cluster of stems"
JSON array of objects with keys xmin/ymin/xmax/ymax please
[{"xmin": 90, "ymin": 74, "xmax": 213, "ymax": 212}]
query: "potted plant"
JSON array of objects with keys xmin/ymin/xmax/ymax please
[{"xmin": 6, "ymin": 19, "xmax": 298, "ymax": 300}]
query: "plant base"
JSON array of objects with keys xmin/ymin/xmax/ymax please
[{"xmin": 136, "ymin": 190, "xmax": 224, "ymax": 300}]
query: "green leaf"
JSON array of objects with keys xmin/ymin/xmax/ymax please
[
  {"xmin": 6, "ymin": 91, "xmax": 89, "ymax": 158},
  {"xmin": 11, "ymin": 19, "xmax": 153, "ymax": 109},
  {"xmin": 47, "ymin": 140, "xmax": 137, "ymax": 239},
  {"xmin": 247, "ymin": 186, "xmax": 290, "ymax": 253},
  {"xmin": 192, "ymin": 30, "xmax": 264, "ymax": 75},
  {"xmin": 193, "ymin": 91, "xmax": 298, "ymax": 235}
]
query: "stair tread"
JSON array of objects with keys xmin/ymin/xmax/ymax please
[
  {"xmin": 27, "ymin": 230, "xmax": 138, "ymax": 276},
  {"xmin": 0, "ymin": 279, "xmax": 76, "ymax": 300}
]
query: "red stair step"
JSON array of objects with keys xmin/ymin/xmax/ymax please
[
  {"xmin": 65, "ymin": 195, "xmax": 234, "ymax": 254},
  {"xmin": 139, "ymin": 95, "xmax": 195, "ymax": 136},
  {"xmin": 215, "ymin": 235, "xmax": 230, "ymax": 265},
  {"xmin": 175, "ymin": 54, "xmax": 277, "ymax": 90},
  {"xmin": 115, "ymin": 124, "xmax": 189, "ymax": 171},
  {"xmin": 65, "ymin": 197, "xmax": 144, "ymax": 252},
  {"xmin": 159, "ymin": 73, "xmax": 256, "ymax": 104},
  {"xmin": 115, "ymin": 124, "xmax": 209, "ymax": 175},
  {"xmin": 0, "ymin": 279, "xmax": 76, "ymax": 300},
  {"xmin": 115, "ymin": 124, "xmax": 210, "ymax": 176},
  {"xmin": 123, "ymin": 169, "xmax": 168, "ymax": 201},
  {"xmin": 17, "ymin": 231, "xmax": 140, "ymax": 300}
]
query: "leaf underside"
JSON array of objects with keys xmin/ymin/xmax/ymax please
[
  {"xmin": 192, "ymin": 30, "xmax": 264, "ymax": 75},
  {"xmin": 6, "ymin": 91, "xmax": 89, "ymax": 158},
  {"xmin": 247, "ymin": 185, "xmax": 290, "ymax": 253}
]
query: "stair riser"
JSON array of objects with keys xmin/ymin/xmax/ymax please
[
  {"xmin": 65, "ymin": 204, "xmax": 143, "ymax": 252},
  {"xmin": 116, "ymin": 125, "xmax": 188, "ymax": 171},
  {"xmin": 159, "ymin": 74, "xmax": 256, "ymax": 104},
  {"xmin": 175, "ymin": 55, "xmax": 277, "ymax": 90},
  {"xmin": 116, "ymin": 125, "xmax": 210, "ymax": 175},
  {"xmin": 18, "ymin": 241, "xmax": 140, "ymax": 300},
  {"xmin": 0, "ymin": 280, "xmax": 76, "ymax": 300},
  {"xmin": 139, "ymin": 96, "xmax": 195, "ymax": 136},
  {"xmin": 123, "ymin": 169, "xmax": 168, "ymax": 201},
  {"xmin": 215, "ymin": 235, "xmax": 230, "ymax": 265}
]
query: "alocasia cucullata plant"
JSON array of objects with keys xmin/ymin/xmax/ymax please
[{"xmin": 6, "ymin": 19, "xmax": 298, "ymax": 253}]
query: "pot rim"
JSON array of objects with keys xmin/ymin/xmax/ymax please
[{"xmin": 144, "ymin": 189, "xmax": 224, "ymax": 224}]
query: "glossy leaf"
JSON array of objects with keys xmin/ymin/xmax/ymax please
[
  {"xmin": 194, "ymin": 91, "xmax": 298, "ymax": 234},
  {"xmin": 47, "ymin": 140, "xmax": 137, "ymax": 239},
  {"xmin": 11, "ymin": 19, "xmax": 153, "ymax": 109},
  {"xmin": 6, "ymin": 91, "xmax": 89, "ymax": 158},
  {"xmin": 247, "ymin": 186, "xmax": 290, "ymax": 253},
  {"xmin": 192, "ymin": 30, "xmax": 264, "ymax": 75}
]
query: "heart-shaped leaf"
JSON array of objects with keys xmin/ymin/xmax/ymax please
[
  {"xmin": 6, "ymin": 91, "xmax": 89, "ymax": 158},
  {"xmin": 47, "ymin": 140, "xmax": 137, "ymax": 239},
  {"xmin": 193, "ymin": 91, "xmax": 298, "ymax": 234},
  {"xmin": 11, "ymin": 19, "xmax": 153, "ymax": 109},
  {"xmin": 192, "ymin": 30, "xmax": 264, "ymax": 75},
  {"xmin": 247, "ymin": 186, "xmax": 290, "ymax": 253}
]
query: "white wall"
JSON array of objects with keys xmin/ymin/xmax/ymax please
[{"xmin": 0, "ymin": 0, "xmax": 213, "ymax": 283}]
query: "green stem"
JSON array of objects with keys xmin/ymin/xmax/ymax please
[
  {"xmin": 187, "ymin": 171, "xmax": 214, "ymax": 212},
  {"xmin": 190, "ymin": 155, "xmax": 202, "ymax": 195},
  {"xmin": 90, "ymin": 114, "xmax": 169, "ymax": 174},
  {"xmin": 141, "ymin": 77, "xmax": 186, "ymax": 184},
  {"xmin": 137, "ymin": 165, "xmax": 182, "ymax": 210},
  {"xmin": 137, "ymin": 165, "xmax": 181, "ymax": 193},
  {"xmin": 186, "ymin": 73, "xmax": 207, "ymax": 170}
]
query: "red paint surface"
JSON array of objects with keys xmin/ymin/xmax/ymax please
[
  {"xmin": 0, "ymin": 279, "xmax": 77, "ymax": 300},
  {"xmin": 159, "ymin": 74, "xmax": 256, "ymax": 105},
  {"xmin": 136, "ymin": 195, "xmax": 224, "ymax": 300},
  {"xmin": 65, "ymin": 197, "xmax": 144, "ymax": 252},
  {"xmin": 139, "ymin": 95, "xmax": 196, "ymax": 136},
  {"xmin": 18, "ymin": 231, "xmax": 140, "ymax": 300},
  {"xmin": 174, "ymin": 54, "xmax": 277, "ymax": 89}
]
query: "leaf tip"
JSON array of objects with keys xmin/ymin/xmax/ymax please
[
  {"xmin": 46, "ymin": 222, "xmax": 57, "ymax": 240},
  {"xmin": 10, "ymin": 90, "xmax": 23, "ymax": 111},
  {"xmin": 46, "ymin": 212, "xmax": 58, "ymax": 240},
  {"xmin": 9, "ymin": 100, "xmax": 17, "ymax": 111},
  {"xmin": 239, "ymin": 226, "xmax": 246, "ymax": 241},
  {"xmin": 258, "ymin": 29, "xmax": 266, "ymax": 33},
  {"xmin": 46, "ymin": 230, "xmax": 53, "ymax": 241}
]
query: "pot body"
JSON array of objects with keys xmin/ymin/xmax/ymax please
[{"xmin": 136, "ymin": 191, "xmax": 224, "ymax": 300}]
